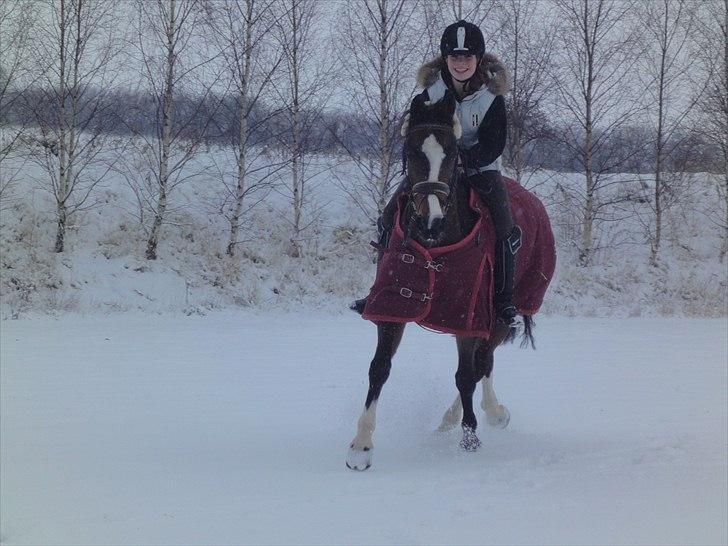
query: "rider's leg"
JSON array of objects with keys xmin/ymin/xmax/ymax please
[{"xmin": 468, "ymin": 170, "xmax": 521, "ymax": 326}]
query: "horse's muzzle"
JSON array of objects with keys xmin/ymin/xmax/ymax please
[{"xmin": 425, "ymin": 217, "xmax": 444, "ymax": 242}]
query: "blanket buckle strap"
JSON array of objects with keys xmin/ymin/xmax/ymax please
[{"xmin": 425, "ymin": 260, "xmax": 443, "ymax": 272}]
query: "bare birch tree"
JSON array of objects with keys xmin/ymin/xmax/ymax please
[
  {"xmin": 203, "ymin": 0, "xmax": 286, "ymax": 257},
  {"xmin": 130, "ymin": 0, "xmax": 218, "ymax": 260},
  {"xmin": 497, "ymin": 0, "xmax": 557, "ymax": 183},
  {"xmin": 551, "ymin": 0, "xmax": 642, "ymax": 266},
  {"xmin": 25, "ymin": 0, "xmax": 121, "ymax": 252},
  {"xmin": 637, "ymin": 0, "xmax": 698, "ymax": 265},
  {"xmin": 693, "ymin": 0, "xmax": 727, "ymax": 261},
  {"xmin": 271, "ymin": 0, "xmax": 327, "ymax": 257},
  {"xmin": 333, "ymin": 0, "xmax": 420, "ymax": 222},
  {"xmin": 0, "ymin": 0, "xmax": 37, "ymax": 206}
]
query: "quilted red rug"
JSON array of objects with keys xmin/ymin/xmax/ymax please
[{"xmin": 362, "ymin": 177, "xmax": 556, "ymax": 338}]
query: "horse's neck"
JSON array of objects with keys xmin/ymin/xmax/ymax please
[{"xmin": 440, "ymin": 178, "xmax": 477, "ymax": 247}]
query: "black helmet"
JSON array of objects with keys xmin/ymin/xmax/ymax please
[{"xmin": 440, "ymin": 20, "xmax": 485, "ymax": 58}]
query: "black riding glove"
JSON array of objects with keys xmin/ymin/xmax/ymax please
[{"xmin": 376, "ymin": 216, "xmax": 391, "ymax": 247}]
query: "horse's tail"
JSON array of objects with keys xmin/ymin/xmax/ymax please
[{"xmin": 504, "ymin": 315, "xmax": 536, "ymax": 350}]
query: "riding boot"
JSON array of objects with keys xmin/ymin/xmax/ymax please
[
  {"xmin": 350, "ymin": 179, "xmax": 409, "ymax": 315},
  {"xmin": 493, "ymin": 225, "xmax": 522, "ymax": 327}
]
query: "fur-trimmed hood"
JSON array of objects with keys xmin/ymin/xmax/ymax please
[{"xmin": 416, "ymin": 54, "xmax": 510, "ymax": 96}]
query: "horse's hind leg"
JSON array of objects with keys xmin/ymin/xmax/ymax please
[
  {"xmin": 481, "ymin": 373, "xmax": 511, "ymax": 429},
  {"xmin": 477, "ymin": 327, "xmax": 511, "ymax": 429},
  {"xmin": 346, "ymin": 321, "xmax": 405, "ymax": 471}
]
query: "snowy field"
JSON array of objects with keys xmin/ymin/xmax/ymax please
[{"xmin": 1, "ymin": 311, "xmax": 726, "ymax": 545}]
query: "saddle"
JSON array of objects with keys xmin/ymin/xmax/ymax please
[{"xmin": 361, "ymin": 177, "xmax": 556, "ymax": 339}]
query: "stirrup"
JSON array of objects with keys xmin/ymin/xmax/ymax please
[{"xmin": 495, "ymin": 304, "xmax": 519, "ymax": 328}]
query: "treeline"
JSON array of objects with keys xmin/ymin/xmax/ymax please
[
  {"xmin": 4, "ymin": 85, "xmax": 722, "ymax": 174},
  {"xmin": 1, "ymin": 0, "xmax": 726, "ymax": 265}
]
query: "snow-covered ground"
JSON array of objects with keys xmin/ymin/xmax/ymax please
[{"xmin": 1, "ymin": 312, "xmax": 726, "ymax": 545}]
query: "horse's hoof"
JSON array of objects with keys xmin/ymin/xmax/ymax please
[
  {"xmin": 346, "ymin": 445, "xmax": 373, "ymax": 471},
  {"xmin": 486, "ymin": 405, "xmax": 511, "ymax": 429},
  {"xmin": 459, "ymin": 428, "xmax": 481, "ymax": 452}
]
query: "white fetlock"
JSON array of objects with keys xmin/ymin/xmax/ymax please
[
  {"xmin": 481, "ymin": 375, "xmax": 510, "ymax": 429},
  {"xmin": 347, "ymin": 402, "xmax": 377, "ymax": 470},
  {"xmin": 485, "ymin": 404, "xmax": 511, "ymax": 429},
  {"xmin": 437, "ymin": 394, "xmax": 462, "ymax": 432}
]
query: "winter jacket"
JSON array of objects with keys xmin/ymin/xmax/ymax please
[{"xmin": 415, "ymin": 54, "xmax": 510, "ymax": 176}]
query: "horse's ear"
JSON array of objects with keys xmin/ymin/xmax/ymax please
[
  {"xmin": 453, "ymin": 112, "xmax": 462, "ymax": 139},
  {"xmin": 400, "ymin": 112, "xmax": 410, "ymax": 137},
  {"xmin": 409, "ymin": 94, "xmax": 426, "ymax": 117},
  {"xmin": 441, "ymin": 90, "xmax": 457, "ymax": 116}
]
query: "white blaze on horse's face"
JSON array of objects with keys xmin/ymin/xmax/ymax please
[
  {"xmin": 427, "ymin": 195, "xmax": 443, "ymax": 230},
  {"xmin": 421, "ymin": 134, "xmax": 445, "ymax": 229},
  {"xmin": 421, "ymin": 134, "xmax": 445, "ymax": 181}
]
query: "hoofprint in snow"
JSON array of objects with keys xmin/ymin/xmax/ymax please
[{"xmin": 1, "ymin": 311, "xmax": 726, "ymax": 545}]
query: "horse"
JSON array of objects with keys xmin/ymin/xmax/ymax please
[{"xmin": 346, "ymin": 91, "xmax": 548, "ymax": 471}]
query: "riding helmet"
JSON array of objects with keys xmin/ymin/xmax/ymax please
[{"xmin": 440, "ymin": 20, "xmax": 485, "ymax": 59}]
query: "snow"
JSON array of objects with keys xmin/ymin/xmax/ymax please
[
  {"xmin": 1, "ymin": 142, "xmax": 726, "ymax": 319},
  {"xmin": 2, "ymin": 312, "xmax": 726, "ymax": 545}
]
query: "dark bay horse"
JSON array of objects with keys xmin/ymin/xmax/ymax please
[{"xmin": 346, "ymin": 92, "xmax": 532, "ymax": 471}]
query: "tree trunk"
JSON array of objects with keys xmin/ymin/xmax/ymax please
[
  {"xmin": 227, "ymin": 0, "xmax": 253, "ymax": 258},
  {"xmin": 722, "ymin": 0, "xmax": 728, "ymax": 262},
  {"xmin": 579, "ymin": 98, "xmax": 595, "ymax": 267},
  {"xmin": 651, "ymin": 56, "xmax": 666, "ymax": 267},
  {"xmin": 227, "ymin": 113, "xmax": 248, "ymax": 257},
  {"xmin": 146, "ymin": 0, "xmax": 176, "ymax": 261},
  {"xmin": 377, "ymin": 0, "xmax": 390, "ymax": 216},
  {"xmin": 579, "ymin": 0, "xmax": 595, "ymax": 267},
  {"xmin": 511, "ymin": 6, "xmax": 524, "ymax": 182},
  {"xmin": 288, "ymin": 3, "xmax": 302, "ymax": 258},
  {"xmin": 54, "ymin": 203, "xmax": 67, "ymax": 253},
  {"xmin": 55, "ymin": 0, "xmax": 69, "ymax": 253}
]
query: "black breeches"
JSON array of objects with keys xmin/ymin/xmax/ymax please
[{"xmin": 468, "ymin": 170, "xmax": 514, "ymax": 240}]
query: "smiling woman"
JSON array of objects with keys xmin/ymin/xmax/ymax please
[
  {"xmin": 445, "ymin": 54, "xmax": 477, "ymax": 84},
  {"xmin": 352, "ymin": 20, "xmax": 519, "ymax": 326}
]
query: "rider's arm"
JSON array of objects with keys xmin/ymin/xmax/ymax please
[{"xmin": 458, "ymin": 95, "xmax": 507, "ymax": 169}]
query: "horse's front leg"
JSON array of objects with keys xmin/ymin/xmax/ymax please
[
  {"xmin": 455, "ymin": 337, "xmax": 485, "ymax": 451},
  {"xmin": 346, "ymin": 322, "xmax": 405, "ymax": 471}
]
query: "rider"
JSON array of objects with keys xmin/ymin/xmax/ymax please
[{"xmin": 354, "ymin": 20, "xmax": 522, "ymax": 327}]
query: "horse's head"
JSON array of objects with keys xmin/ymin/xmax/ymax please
[{"xmin": 401, "ymin": 91, "xmax": 463, "ymax": 246}]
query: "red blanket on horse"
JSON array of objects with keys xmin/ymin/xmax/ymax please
[{"xmin": 362, "ymin": 177, "xmax": 556, "ymax": 338}]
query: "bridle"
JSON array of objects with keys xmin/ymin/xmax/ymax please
[{"xmin": 402, "ymin": 122, "xmax": 459, "ymax": 244}]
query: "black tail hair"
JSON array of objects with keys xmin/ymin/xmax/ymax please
[{"xmin": 504, "ymin": 315, "xmax": 536, "ymax": 350}]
